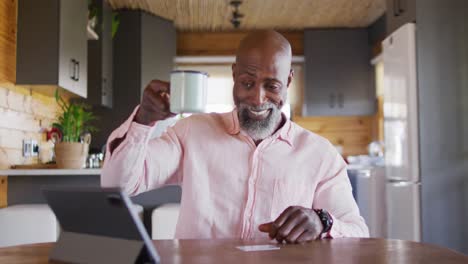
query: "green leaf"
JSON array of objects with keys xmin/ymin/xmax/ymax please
[
  {"xmin": 112, "ymin": 12, "xmax": 120, "ymax": 38},
  {"xmin": 53, "ymin": 94, "xmax": 97, "ymax": 142}
]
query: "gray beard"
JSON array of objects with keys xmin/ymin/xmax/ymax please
[{"xmin": 237, "ymin": 102, "xmax": 282, "ymax": 142}]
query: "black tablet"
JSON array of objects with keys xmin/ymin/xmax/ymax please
[{"xmin": 43, "ymin": 187, "xmax": 160, "ymax": 264}]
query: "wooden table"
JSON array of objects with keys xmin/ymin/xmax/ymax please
[{"xmin": 0, "ymin": 238, "xmax": 467, "ymax": 263}]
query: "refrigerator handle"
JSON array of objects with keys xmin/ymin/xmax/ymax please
[
  {"xmin": 398, "ymin": 0, "xmax": 405, "ymax": 14},
  {"xmin": 388, "ymin": 180, "xmax": 421, "ymax": 187},
  {"xmin": 338, "ymin": 92, "xmax": 344, "ymax": 108},
  {"xmin": 329, "ymin": 93, "xmax": 336, "ymax": 108}
]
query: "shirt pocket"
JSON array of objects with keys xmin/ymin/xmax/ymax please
[{"xmin": 270, "ymin": 177, "xmax": 314, "ymax": 220}]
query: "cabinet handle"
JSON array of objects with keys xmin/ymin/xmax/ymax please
[
  {"xmin": 70, "ymin": 59, "xmax": 76, "ymax": 80},
  {"xmin": 393, "ymin": 0, "xmax": 400, "ymax": 16},
  {"xmin": 338, "ymin": 93, "xmax": 344, "ymax": 108},
  {"xmin": 398, "ymin": 0, "xmax": 405, "ymax": 14},
  {"xmin": 102, "ymin": 78, "xmax": 107, "ymax": 96},
  {"xmin": 71, "ymin": 60, "xmax": 78, "ymax": 81},
  {"xmin": 75, "ymin": 61, "xmax": 80, "ymax": 82},
  {"xmin": 329, "ymin": 93, "xmax": 336, "ymax": 108}
]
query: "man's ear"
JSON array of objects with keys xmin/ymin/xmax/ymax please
[
  {"xmin": 232, "ymin": 63, "xmax": 236, "ymax": 81},
  {"xmin": 286, "ymin": 68, "xmax": 294, "ymax": 88}
]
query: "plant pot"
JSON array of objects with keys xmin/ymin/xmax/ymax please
[{"xmin": 55, "ymin": 142, "xmax": 89, "ymax": 169}]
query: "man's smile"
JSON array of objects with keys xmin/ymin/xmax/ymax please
[{"xmin": 247, "ymin": 108, "xmax": 272, "ymax": 120}]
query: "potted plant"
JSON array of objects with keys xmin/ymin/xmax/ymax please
[{"xmin": 53, "ymin": 90, "xmax": 96, "ymax": 169}]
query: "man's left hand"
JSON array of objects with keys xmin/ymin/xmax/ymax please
[{"xmin": 258, "ymin": 206, "xmax": 323, "ymax": 244}]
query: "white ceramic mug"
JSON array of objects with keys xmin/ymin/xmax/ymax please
[{"xmin": 170, "ymin": 70, "xmax": 208, "ymax": 113}]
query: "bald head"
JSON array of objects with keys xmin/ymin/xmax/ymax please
[
  {"xmin": 234, "ymin": 30, "xmax": 293, "ymax": 85},
  {"xmin": 236, "ymin": 30, "xmax": 292, "ymax": 64},
  {"xmin": 232, "ymin": 30, "xmax": 294, "ymax": 143}
]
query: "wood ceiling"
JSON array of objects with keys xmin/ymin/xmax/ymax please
[{"xmin": 107, "ymin": 0, "xmax": 386, "ymax": 31}]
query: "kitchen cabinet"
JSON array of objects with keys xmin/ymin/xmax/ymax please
[
  {"xmin": 16, "ymin": 0, "xmax": 88, "ymax": 98},
  {"xmin": 90, "ymin": 10, "xmax": 176, "ymax": 149},
  {"xmin": 112, "ymin": 11, "xmax": 176, "ymax": 120},
  {"xmin": 304, "ymin": 29, "xmax": 375, "ymax": 116},
  {"xmin": 386, "ymin": 0, "xmax": 416, "ymax": 35},
  {"xmin": 88, "ymin": 0, "xmax": 113, "ymax": 108}
]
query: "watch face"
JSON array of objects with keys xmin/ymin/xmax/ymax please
[
  {"xmin": 315, "ymin": 209, "xmax": 333, "ymax": 233},
  {"xmin": 323, "ymin": 210, "xmax": 333, "ymax": 232}
]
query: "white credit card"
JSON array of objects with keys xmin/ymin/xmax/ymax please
[{"xmin": 236, "ymin": 244, "xmax": 281, "ymax": 252}]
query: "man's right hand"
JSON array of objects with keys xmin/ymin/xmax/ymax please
[{"xmin": 134, "ymin": 80, "xmax": 176, "ymax": 125}]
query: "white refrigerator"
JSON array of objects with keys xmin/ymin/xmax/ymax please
[{"xmin": 382, "ymin": 23, "xmax": 421, "ymax": 242}]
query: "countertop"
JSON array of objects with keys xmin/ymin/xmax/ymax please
[
  {"xmin": 2, "ymin": 165, "xmax": 372, "ymax": 175},
  {"xmin": 0, "ymin": 169, "xmax": 101, "ymax": 176},
  {"xmin": 346, "ymin": 164, "xmax": 381, "ymax": 171}
]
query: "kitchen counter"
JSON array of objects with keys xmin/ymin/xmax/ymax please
[
  {"xmin": 346, "ymin": 164, "xmax": 377, "ymax": 171},
  {"xmin": 0, "ymin": 169, "xmax": 101, "ymax": 176},
  {"xmin": 1, "ymin": 169, "xmax": 102, "ymax": 208}
]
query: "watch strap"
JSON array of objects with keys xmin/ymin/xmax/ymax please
[{"xmin": 313, "ymin": 209, "xmax": 333, "ymax": 234}]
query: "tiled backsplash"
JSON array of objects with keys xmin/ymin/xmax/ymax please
[{"xmin": 0, "ymin": 85, "xmax": 60, "ymax": 168}]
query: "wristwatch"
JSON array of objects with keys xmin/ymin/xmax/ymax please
[{"xmin": 313, "ymin": 209, "xmax": 333, "ymax": 234}]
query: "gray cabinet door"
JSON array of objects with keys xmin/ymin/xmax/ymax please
[
  {"xmin": 87, "ymin": 0, "xmax": 113, "ymax": 107},
  {"xmin": 16, "ymin": 0, "xmax": 87, "ymax": 98},
  {"xmin": 335, "ymin": 30, "xmax": 375, "ymax": 116},
  {"xmin": 101, "ymin": 0, "xmax": 113, "ymax": 108},
  {"xmin": 73, "ymin": 0, "xmax": 88, "ymax": 99},
  {"xmin": 92, "ymin": 11, "xmax": 176, "ymax": 149},
  {"xmin": 386, "ymin": 0, "xmax": 416, "ymax": 35},
  {"xmin": 304, "ymin": 29, "xmax": 375, "ymax": 116},
  {"xmin": 58, "ymin": 0, "xmax": 87, "ymax": 98},
  {"xmin": 16, "ymin": 0, "xmax": 60, "ymax": 85},
  {"xmin": 304, "ymin": 30, "xmax": 340, "ymax": 116}
]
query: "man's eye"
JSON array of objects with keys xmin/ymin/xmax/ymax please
[
  {"xmin": 268, "ymin": 85, "xmax": 280, "ymax": 91},
  {"xmin": 243, "ymin": 82, "xmax": 254, "ymax": 88}
]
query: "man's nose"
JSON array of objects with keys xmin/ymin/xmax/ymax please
[{"xmin": 250, "ymin": 86, "xmax": 267, "ymax": 107}]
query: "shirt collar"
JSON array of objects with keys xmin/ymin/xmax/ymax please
[{"xmin": 224, "ymin": 108, "xmax": 294, "ymax": 147}]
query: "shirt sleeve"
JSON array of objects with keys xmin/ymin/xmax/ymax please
[
  {"xmin": 100, "ymin": 106, "xmax": 188, "ymax": 196},
  {"xmin": 313, "ymin": 147, "xmax": 370, "ymax": 238}
]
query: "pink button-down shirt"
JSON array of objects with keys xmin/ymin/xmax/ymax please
[{"xmin": 101, "ymin": 107, "xmax": 369, "ymax": 239}]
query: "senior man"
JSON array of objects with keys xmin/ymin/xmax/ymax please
[{"xmin": 101, "ymin": 30, "xmax": 369, "ymax": 243}]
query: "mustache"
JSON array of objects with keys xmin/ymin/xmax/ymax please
[{"xmin": 238, "ymin": 102, "xmax": 278, "ymax": 111}]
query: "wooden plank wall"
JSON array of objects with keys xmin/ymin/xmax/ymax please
[
  {"xmin": 0, "ymin": 0, "xmax": 16, "ymax": 207},
  {"xmin": 177, "ymin": 31, "xmax": 304, "ymax": 56},
  {"xmin": 0, "ymin": 0, "xmax": 16, "ymax": 83},
  {"xmin": 294, "ymin": 116, "xmax": 373, "ymax": 156},
  {"xmin": 0, "ymin": 176, "xmax": 6, "ymax": 208}
]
